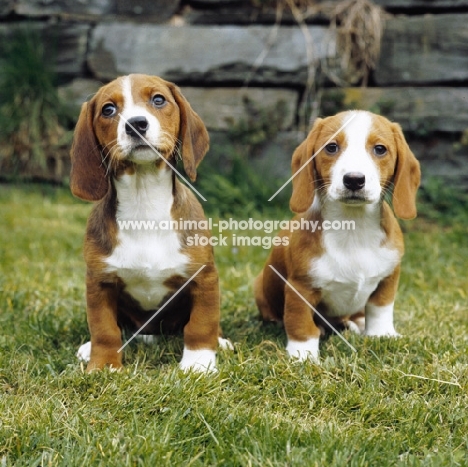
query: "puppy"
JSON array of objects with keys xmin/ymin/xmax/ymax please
[
  {"xmin": 254, "ymin": 110, "xmax": 420, "ymax": 361},
  {"xmin": 70, "ymin": 74, "xmax": 226, "ymax": 372}
]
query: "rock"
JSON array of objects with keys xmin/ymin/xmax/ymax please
[
  {"xmin": 180, "ymin": 87, "xmax": 298, "ymax": 130},
  {"xmin": 375, "ymin": 14, "xmax": 468, "ymax": 85},
  {"xmin": 115, "ymin": 0, "xmax": 180, "ymax": 20},
  {"xmin": 374, "ymin": 0, "xmax": 468, "ymax": 10},
  {"xmin": 408, "ymin": 137, "xmax": 468, "ymax": 191},
  {"xmin": 0, "ymin": 22, "xmax": 90, "ymax": 77},
  {"xmin": 323, "ymin": 87, "xmax": 468, "ymax": 133},
  {"xmin": 185, "ymin": 4, "xmax": 329, "ymax": 25},
  {"xmin": 0, "ymin": 0, "xmax": 12, "ymax": 16},
  {"xmin": 188, "ymin": 0, "xmax": 243, "ymax": 5},
  {"xmin": 88, "ymin": 23, "xmax": 335, "ymax": 85},
  {"xmin": 58, "ymin": 78, "xmax": 102, "ymax": 107},
  {"xmin": 208, "ymin": 130, "xmax": 304, "ymax": 203},
  {"xmin": 248, "ymin": 131, "xmax": 304, "ymax": 181},
  {"xmin": 14, "ymin": 0, "xmax": 115, "ymax": 16},
  {"xmin": 12, "ymin": 0, "xmax": 180, "ymax": 20}
]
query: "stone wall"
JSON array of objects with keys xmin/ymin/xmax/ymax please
[{"xmin": 1, "ymin": 0, "xmax": 468, "ymax": 190}]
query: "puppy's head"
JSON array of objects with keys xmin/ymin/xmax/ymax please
[
  {"xmin": 290, "ymin": 110, "xmax": 421, "ymax": 219},
  {"xmin": 70, "ymin": 74, "xmax": 209, "ymax": 201}
]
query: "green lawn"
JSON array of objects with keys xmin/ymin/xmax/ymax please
[{"xmin": 0, "ymin": 184, "xmax": 467, "ymax": 466}]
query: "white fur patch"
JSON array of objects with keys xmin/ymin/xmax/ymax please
[
  {"xmin": 137, "ymin": 335, "xmax": 159, "ymax": 345},
  {"xmin": 286, "ymin": 337, "xmax": 320, "ymax": 362},
  {"xmin": 329, "ymin": 111, "xmax": 382, "ymax": 204},
  {"xmin": 346, "ymin": 316, "xmax": 366, "ymax": 334},
  {"xmin": 77, "ymin": 341, "xmax": 92, "ymax": 362},
  {"xmin": 364, "ymin": 303, "xmax": 399, "ymax": 337},
  {"xmin": 218, "ymin": 337, "xmax": 234, "ymax": 350},
  {"xmin": 179, "ymin": 348, "xmax": 217, "ymax": 373},
  {"xmin": 310, "ymin": 205, "xmax": 400, "ymax": 317},
  {"xmin": 118, "ymin": 76, "xmax": 162, "ymax": 162},
  {"xmin": 105, "ymin": 167, "xmax": 189, "ymax": 311}
]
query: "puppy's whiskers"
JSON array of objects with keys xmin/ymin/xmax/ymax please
[{"xmin": 381, "ymin": 182, "xmax": 395, "ymax": 204}]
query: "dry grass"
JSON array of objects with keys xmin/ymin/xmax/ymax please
[
  {"xmin": 329, "ymin": 0, "xmax": 384, "ymax": 85},
  {"xmin": 254, "ymin": 0, "xmax": 384, "ymax": 86}
]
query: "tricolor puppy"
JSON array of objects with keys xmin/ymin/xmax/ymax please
[
  {"xmin": 70, "ymin": 74, "xmax": 226, "ymax": 373},
  {"xmin": 254, "ymin": 110, "xmax": 420, "ymax": 361}
]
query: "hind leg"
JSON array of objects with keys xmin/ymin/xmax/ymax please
[
  {"xmin": 347, "ymin": 311, "xmax": 365, "ymax": 334},
  {"xmin": 254, "ymin": 270, "xmax": 282, "ymax": 322}
]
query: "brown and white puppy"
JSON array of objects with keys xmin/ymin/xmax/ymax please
[
  {"xmin": 254, "ymin": 110, "xmax": 420, "ymax": 361},
  {"xmin": 71, "ymin": 74, "xmax": 228, "ymax": 372}
]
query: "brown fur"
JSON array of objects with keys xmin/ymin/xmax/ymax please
[
  {"xmin": 255, "ymin": 111, "xmax": 420, "ymax": 345},
  {"xmin": 70, "ymin": 74, "xmax": 221, "ymax": 371}
]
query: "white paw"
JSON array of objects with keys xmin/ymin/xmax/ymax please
[
  {"xmin": 136, "ymin": 335, "xmax": 159, "ymax": 345},
  {"xmin": 347, "ymin": 315, "xmax": 366, "ymax": 334},
  {"xmin": 286, "ymin": 337, "xmax": 320, "ymax": 362},
  {"xmin": 364, "ymin": 328, "xmax": 401, "ymax": 338},
  {"xmin": 346, "ymin": 321, "xmax": 361, "ymax": 334},
  {"xmin": 346, "ymin": 320, "xmax": 364, "ymax": 334},
  {"xmin": 179, "ymin": 347, "xmax": 217, "ymax": 373},
  {"xmin": 77, "ymin": 341, "xmax": 91, "ymax": 362},
  {"xmin": 365, "ymin": 303, "xmax": 400, "ymax": 337},
  {"xmin": 218, "ymin": 337, "xmax": 234, "ymax": 350}
]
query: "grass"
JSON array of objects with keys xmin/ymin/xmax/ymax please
[
  {"xmin": 0, "ymin": 29, "xmax": 75, "ymax": 181},
  {"xmin": 0, "ymin": 183, "xmax": 467, "ymax": 466}
]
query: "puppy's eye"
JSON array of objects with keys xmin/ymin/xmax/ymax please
[
  {"xmin": 152, "ymin": 94, "xmax": 166, "ymax": 108},
  {"xmin": 325, "ymin": 143, "xmax": 339, "ymax": 155},
  {"xmin": 102, "ymin": 103, "xmax": 117, "ymax": 118},
  {"xmin": 373, "ymin": 144, "xmax": 387, "ymax": 157}
]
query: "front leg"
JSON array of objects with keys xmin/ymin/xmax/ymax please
[
  {"xmin": 84, "ymin": 277, "xmax": 123, "ymax": 372},
  {"xmin": 180, "ymin": 263, "xmax": 220, "ymax": 372},
  {"xmin": 283, "ymin": 279, "xmax": 322, "ymax": 362},
  {"xmin": 365, "ymin": 266, "xmax": 400, "ymax": 337}
]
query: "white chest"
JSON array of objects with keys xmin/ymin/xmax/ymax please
[
  {"xmin": 104, "ymin": 169, "xmax": 189, "ymax": 311},
  {"xmin": 310, "ymin": 215, "xmax": 400, "ymax": 316}
]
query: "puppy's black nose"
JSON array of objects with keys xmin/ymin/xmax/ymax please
[
  {"xmin": 343, "ymin": 172, "xmax": 366, "ymax": 191},
  {"xmin": 125, "ymin": 116, "xmax": 149, "ymax": 137}
]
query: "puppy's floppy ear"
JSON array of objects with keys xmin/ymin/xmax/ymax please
[
  {"xmin": 289, "ymin": 118, "xmax": 323, "ymax": 214},
  {"xmin": 70, "ymin": 100, "xmax": 109, "ymax": 201},
  {"xmin": 391, "ymin": 123, "xmax": 421, "ymax": 220},
  {"xmin": 170, "ymin": 84, "xmax": 209, "ymax": 182}
]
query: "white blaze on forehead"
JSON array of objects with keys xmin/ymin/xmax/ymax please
[
  {"xmin": 329, "ymin": 111, "xmax": 381, "ymax": 201},
  {"xmin": 117, "ymin": 75, "xmax": 162, "ymax": 158},
  {"xmin": 342, "ymin": 111, "xmax": 373, "ymax": 152},
  {"xmin": 120, "ymin": 75, "xmax": 149, "ymax": 122},
  {"xmin": 118, "ymin": 76, "xmax": 136, "ymax": 140},
  {"xmin": 121, "ymin": 75, "xmax": 148, "ymax": 117},
  {"xmin": 121, "ymin": 75, "xmax": 134, "ymax": 113}
]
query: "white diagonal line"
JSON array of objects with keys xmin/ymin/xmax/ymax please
[
  {"xmin": 120, "ymin": 114, "xmax": 207, "ymax": 202},
  {"xmin": 268, "ymin": 265, "xmax": 357, "ymax": 353},
  {"xmin": 118, "ymin": 264, "xmax": 206, "ymax": 353},
  {"xmin": 268, "ymin": 112, "xmax": 357, "ymax": 202}
]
